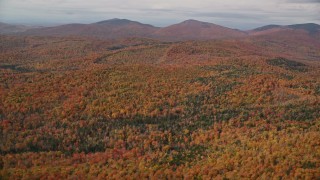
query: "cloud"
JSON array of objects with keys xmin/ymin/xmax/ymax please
[{"xmin": 285, "ymin": 0, "xmax": 320, "ymax": 3}]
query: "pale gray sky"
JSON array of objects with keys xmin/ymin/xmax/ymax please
[{"xmin": 0, "ymin": 0, "xmax": 319, "ymax": 29}]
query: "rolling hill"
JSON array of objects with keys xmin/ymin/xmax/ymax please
[
  {"xmin": 1, "ymin": 17, "xmax": 320, "ymax": 179},
  {"xmin": 249, "ymin": 23, "xmax": 320, "ymax": 36},
  {"xmin": 0, "ymin": 22, "xmax": 37, "ymax": 34},
  {"xmin": 4, "ymin": 19, "xmax": 319, "ymax": 42},
  {"xmin": 0, "ymin": 34, "xmax": 319, "ymax": 179},
  {"xmin": 21, "ymin": 19, "xmax": 248, "ymax": 41},
  {"xmin": 152, "ymin": 19, "xmax": 247, "ymax": 41},
  {"xmin": 22, "ymin": 18, "xmax": 159, "ymax": 39}
]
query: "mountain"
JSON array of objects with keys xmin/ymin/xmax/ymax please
[
  {"xmin": 0, "ymin": 22, "xmax": 37, "ymax": 34},
  {"xmin": 287, "ymin": 23, "xmax": 320, "ymax": 34},
  {"xmin": 152, "ymin": 19, "xmax": 247, "ymax": 41},
  {"xmin": 249, "ymin": 23, "xmax": 320, "ymax": 44},
  {"xmin": 95, "ymin": 18, "xmax": 151, "ymax": 26},
  {"xmin": 18, "ymin": 20, "xmax": 320, "ymax": 41},
  {"xmin": 249, "ymin": 23, "xmax": 320, "ymax": 36},
  {"xmin": 22, "ymin": 19, "xmax": 159, "ymax": 39},
  {"xmin": 252, "ymin": 25, "xmax": 281, "ymax": 32},
  {"xmin": 21, "ymin": 19, "xmax": 247, "ymax": 41},
  {"xmin": 2, "ymin": 31, "xmax": 320, "ymax": 179}
]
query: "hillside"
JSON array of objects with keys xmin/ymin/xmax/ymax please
[
  {"xmin": 0, "ymin": 34, "xmax": 319, "ymax": 179},
  {"xmin": 0, "ymin": 22, "xmax": 37, "ymax": 34},
  {"xmin": 152, "ymin": 19, "xmax": 247, "ymax": 41},
  {"xmin": 22, "ymin": 19, "xmax": 159, "ymax": 39},
  {"xmin": 7, "ymin": 20, "xmax": 319, "ymax": 42},
  {"xmin": 21, "ymin": 19, "xmax": 247, "ymax": 40},
  {"xmin": 249, "ymin": 23, "xmax": 320, "ymax": 37}
]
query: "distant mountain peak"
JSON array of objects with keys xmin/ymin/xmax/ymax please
[
  {"xmin": 253, "ymin": 25, "xmax": 281, "ymax": 31},
  {"xmin": 0, "ymin": 22, "xmax": 36, "ymax": 34},
  {"xmin": 95, "ymin": 18, "xmax": 137, "ymax": 25},
  {"xmin": 93, "ymin": 18, "xmax": 157, "ymax": 28},
  {"xmin": 252, "ymin": 23, "xmax": 320, "ymax": 35},
  {"xmin": 183, "ymin": 19, "xmax": 202, "ymax": 23},
  {"xmin": 180, "ymin": 19, "xmax": 211, "ymax": 25},
  {"xmin": 287, "ymin": 23, "xmax": 320, "ymax": 34},
  {"xmin": 10, "ymin": 19, "xmax": 319, "ymax": 41},
  {"xmin": 153, "ymin": 19, "xmax": 246, "ymax": 41}
]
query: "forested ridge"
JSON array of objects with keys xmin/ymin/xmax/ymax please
[{"xmin": 0, "ymin": 35, "xmax": 319, "ymax": 179}]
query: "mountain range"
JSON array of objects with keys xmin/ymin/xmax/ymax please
[
  {"xmin": 1, "ymin": 18, "xmax": 319, "ymax": 41},
  {"xmin": 0, "ymin": 22, "xmax": 39, "ymax": 34}
]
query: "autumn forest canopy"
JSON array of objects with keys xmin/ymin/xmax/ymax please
[{"xmin": 0, "ymin": 19, "xmax": 320, "ymax": 179}]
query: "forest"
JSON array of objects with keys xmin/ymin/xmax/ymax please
[{"xmin": 0, "ymin": 34, "xmax": 319, "ymax": 179}]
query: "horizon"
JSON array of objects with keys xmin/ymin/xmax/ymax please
[
  {"xmin": 1, "ymin": 18, "xmax": 320, "ymax": 31},
  {"xmin": 0, "ymin": 0, "xmax": 319, "ymax": 30}
]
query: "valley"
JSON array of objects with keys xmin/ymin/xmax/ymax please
[{"xmin": 0, "ymin": 19, "xmax": 320, "ymax": 179}]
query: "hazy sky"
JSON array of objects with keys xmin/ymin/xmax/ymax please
[{"xmin": 0, "ymin": 0, "xmax": 319, "ymax": 29}]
